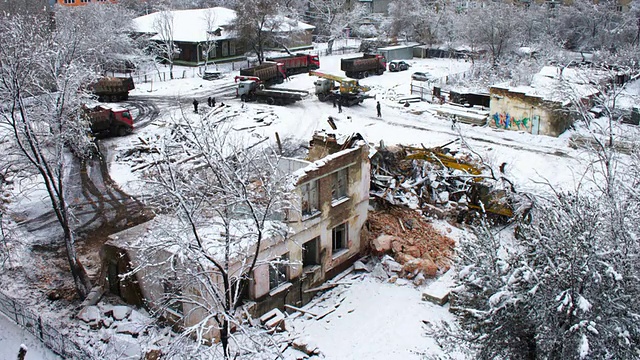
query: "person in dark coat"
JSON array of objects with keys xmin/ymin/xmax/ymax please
[
  {"xmin": 333, "ymin": 96, "xmax": 337, "ymax": 108},
  {"xmin": 207, "ymin": 97, "xmax": 212, "ymax": 107},
  {"xmin": 212, "ymin": 97, "xmax": 216, "ymax": 107},
  {"xmin": 193, "ymin": 99, "xmax": 199, "ymax": 113},
  {"xmin": 337, "ymin": 100, "xmax": 342, "ymax": 113},
  {"xmin": 376, "ymin": 101, "xmax": 381, "ymax": 117}
]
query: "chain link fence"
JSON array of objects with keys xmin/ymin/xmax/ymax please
[{"xmin": 0, "ymin": 291, "xmax": 91, "ymax": 359}]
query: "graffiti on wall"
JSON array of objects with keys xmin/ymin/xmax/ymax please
[{"xmin": 492, "ymin": 113, "xmax": 539, "ymax": 132}]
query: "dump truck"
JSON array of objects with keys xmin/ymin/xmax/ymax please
[
  {"xmin": 237, "ymin": 62, "xmax": 286, "ymax": 86},
  {"xmin": 91, "ymin": 77, "xmax": 135, "ymax": 102},
  {"xmin": 265, "ymin": 53, "xmax": 320, "ymax": 76},
  {"xmin": 341, "ymin": 54, "xmax": 387, "ymax": 79},
  {"xmin": 309, "ymin": 71, "xmax": 373, "ymax": 107},
  {"xmin": 237, "ymin": 80, "xmax": 308, "ymax": 105},
  {"xmin": 83, "ymin": 104, "xmax": 134, "ymax": 137}
]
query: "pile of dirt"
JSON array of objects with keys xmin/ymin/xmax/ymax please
[{"xmin": 365, "ymin": 206, "xmax": 455, "ymax": 280}]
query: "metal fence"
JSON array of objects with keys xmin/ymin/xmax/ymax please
[{"xmin": 0, "ymin": 291, "xmax": 91, "ymax": 359}]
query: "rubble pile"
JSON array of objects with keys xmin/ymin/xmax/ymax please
[
  {"xmin": 366, "ymin": 206, "xmax": 455, "ymax": 281},
  {"xmin": 370, "ymin": 144, "xmax": 484, "ymax": 216}
]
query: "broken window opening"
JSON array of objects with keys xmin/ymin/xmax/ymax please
[
  {"xmin": 301, "ymin": 180, "xmax": 319, "ymax": 216},
  {"xmin": 331, "ymin": 167, "xmax": 348, "ymax": 202},
  {"xmin": 302, "ymin": 237, "xmax": 320, "ymax": 268},
  {"xmin": 269, "ymin": 253, "xmax": 289, "ymax": 290},
  {"xmin": 332, "ymin": 223, "xmax": 348, "ymax": 253}
]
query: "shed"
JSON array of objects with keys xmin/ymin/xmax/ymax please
[{"xmin": 377, "ymin": 44, "xmax": 417, "ymax": 62}]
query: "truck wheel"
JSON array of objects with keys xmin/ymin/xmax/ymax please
[
  {"xmin": 267, "ymin": 97, "xmax": 275, "ymax": 105},
  {"xmin": 318, "ymin": 93, "xmax": 326, "ymax": 102},
  {"xmin": 117, "ymin": 127, "xmax": 127, "ymax": 136},
  {"xmin": 377, "ymin": 69, "xmax": 384, "ymax": 75},
  {"xmin": 241, "ymin": 94, "xmax": 247, "ymax": 102},
  {"xmin": 362, "ymin": 71, "xmax": 369, "ymax": 78}
]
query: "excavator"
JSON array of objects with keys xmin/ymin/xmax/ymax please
[{"xmin": 309, "ymin": 70, "xmax": 373, "ymax": 106}]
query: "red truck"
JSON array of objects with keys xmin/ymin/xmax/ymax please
[
  {"xmin": 237, "ymin": 62, "xmax": 287, "ymax": 87},
  {"xmin": 341, "ymin": 54, "xmax": 387, "ymax": 79},
  {"xmin": 265, "ymin": 53, "xmax": 320, "ymax": 76},
  {"xmin": 83, "ymin": 104, "xmax": 134, "ymax": 137}
]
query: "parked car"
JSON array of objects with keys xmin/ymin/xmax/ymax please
[
  {"xmin": 202, "ymin": 70, "xmax": 223, "ymax": 80},
  {"xmin": 388, "ymin": 60, "xmax": 410, "ymax": 72},
  {"xmin": 411, "ymin": 72, "xmax": 431, "ymax": 81}
]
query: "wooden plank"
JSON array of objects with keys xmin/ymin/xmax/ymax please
[{"xmin": 284, "ymin": 304, "xmax": 318, "ymax": 318}]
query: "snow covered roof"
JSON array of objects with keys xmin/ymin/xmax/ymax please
[
  {"xmin": 134, "ymin": 7, "xmax": 236, "ymax": 42},
  {"xmin": 133, "ymin": 7, "xmax": 314, "ymax": 43},
  {"xmin": 492, "ymin": 66, "xmax": 605, "ymax": 104},
  {"xmin": 378, "ymin": 43, "xmax": 420, "ymax": 51}
]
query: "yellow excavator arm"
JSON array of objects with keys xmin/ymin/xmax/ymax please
[{"xmin": 309, "ymin": 70, "xmax": 370, "ymax": 94}]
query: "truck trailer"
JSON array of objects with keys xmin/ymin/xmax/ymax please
[
  {"xmin": 265, "ymin": 53, "xmax": 320, "ymax": 76},
  {"xmin": 83, "ymin": 104, "xmax": 134, "ymax": 137},
  {"xmin": 237, "ymin": 62, "xmax": 287, "ymax": 86},
  {"xmin": 340, "ymin": 54, "xmax": 387, "ymax": 79},
  {"xmin": 91, "ymin": 77, "xmax": 135, "ymax": 102},
  {"xmin": 237, "ymin": 80, "xmax": 308, "ymax": 105}
]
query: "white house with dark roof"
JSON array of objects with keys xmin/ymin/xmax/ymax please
[{"xmin": 133, "ymin": 7, "xmax": 315, "ymax": 66}]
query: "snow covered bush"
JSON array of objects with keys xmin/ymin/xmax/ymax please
[{"xmin": 451, "ymin": 183, "xmax": 640, "ymax": 359}]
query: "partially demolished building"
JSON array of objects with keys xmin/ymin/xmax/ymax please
[{"xmin": 100, "ymin": 131, "xmax": 370, "ymax": 339}]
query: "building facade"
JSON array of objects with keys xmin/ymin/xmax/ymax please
[{"xmin": 101, "ymin": 132, "xmax": 371, "ymax": 340}]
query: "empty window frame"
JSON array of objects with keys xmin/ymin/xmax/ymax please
[
  {"xmin": 302, "ymin": 237, "xmax": 320, "ymax": 267},
  {"xmin": 331, "ymin": 168, "xmax": 348, "ymax": 201},
  {"xmin": 301, "ymin": 180, "xmax": 319, "ymax": 216},
  {"xmin": 269, "ymin": 253, "xmax": 289, "ymax": 290},
  {"xmin": 332, "ymin": 223, "xmax": 348, "ymax": 253}
]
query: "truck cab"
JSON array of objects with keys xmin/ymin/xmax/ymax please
[
  {"xmin": 237, "ymin": 80, "xmax": 260, "ymax": 101},
  {"xmin": 84, "ymin": 104, "xmax": 134, "ymax": 137}
]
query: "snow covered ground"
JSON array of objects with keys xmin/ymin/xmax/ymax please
[
  {"xmin": 0, "ymin": 313, "xmax": 61, "ymax": 360},
  {"xmin": 4, "ymin": 43, "xmax": 638, "ymax": 359}
]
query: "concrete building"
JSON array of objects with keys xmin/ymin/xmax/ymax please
[
  {"xmin": 100, "ymin": 132, "xmax": 371, "ymax": 340},
  {"xmin": 489, "ymin": 66, "xmax": 604, "ymax": 136}
]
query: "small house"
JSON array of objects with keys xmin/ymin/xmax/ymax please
[
  {"xmin": 489, "ymin": 66, "xmax": 604, "ymax": 136},
  {"xmin": 376, "ymin": 44, "xmax": 417, "ymax": 62},
  {"xmin": 133, "ymin": 7, "xmax": 315, "ymax": 66}
]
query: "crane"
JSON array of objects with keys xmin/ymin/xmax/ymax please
[{"xmin": 309, "ymin": 70, "xmax": 373, "ymax": 106}]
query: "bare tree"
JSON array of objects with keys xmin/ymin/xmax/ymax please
[
  {"xmin": 306, "ymin": 0, "xmax": 367, "ymax": 54},
  {"xmin": 131, "ymin": 110, "xmax": 291, "ymax": 358},
  {"xmin": 387, "ymin": 0, "xmax": 453, "ymax": 47},
  {"xmin": 462, "ymin": 2, "xmax": 521, "ymax": 67},
  {"xmin": 233, "ymin": 0, "xmax": 294, "ymax": 64},
  {"xmin": 150, "ymin": 9, "xmax": 179, "ymax": 79},
  {"xmin": 202, "ymin": 8, "xmax": 219, "ymax": 71},
  {"xmin": 0, "ymin": 6, "xmax": 138, "ymax": 299}
]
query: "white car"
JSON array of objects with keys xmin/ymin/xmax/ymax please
[
  {"xmin": 202, "ymin": 70, "xmax": 223, "ymax": 80},
  {"xmin": 411, "ymin": 72, "xmax": 431, "ymax": 82}
]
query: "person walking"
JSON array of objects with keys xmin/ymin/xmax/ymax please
[
  {"xmin": 451, "ymin": 115, "xmax": 457, "ymax": 130},
  {"xmin": 337, "ymin": 100, "xmax": 342, "ymax": 113},
  {"xmin": 193, "ymin": 98, "xmax": 199, "ymax": 113},
  {"xmin": 207, "ymin": 97, "xmax": 212, "ymax": 107},
  {"xmin": 332, "ymin": 96, "xmax": 337, "ymax": 108},
  {"xmin": 376, "ymin": 101, "xmax": 381, "ymax": 117},
  {"xmin": 212, "ymin": 96, "xmax": 216, "ymax": 107}
]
